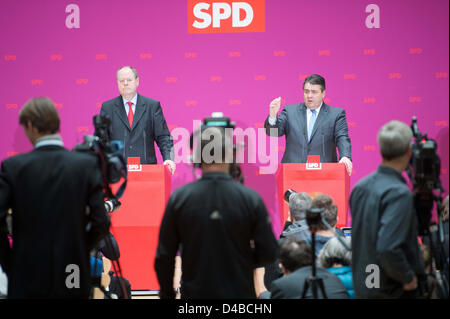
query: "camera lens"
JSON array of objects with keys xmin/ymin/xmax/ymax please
[
  {"xmin": 104, "ymin": 200, "xmax": 114, "ymax": 213},
  {"xmin": 284, "ymin": 189, "xmax": 296, "ymax": 203},
  {"xmin": 305, "ymin": 207, "xmax": 323, "ymax": 228}
]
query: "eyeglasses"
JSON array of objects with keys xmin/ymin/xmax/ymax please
[{"xmin": 303, "ymin": 89, "xmax": 322, "ymax": 96}]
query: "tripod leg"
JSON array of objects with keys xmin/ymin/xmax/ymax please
[
  {"xmin": 317, "ymin": 278, "xmax": 328, "ymax": 299},
  {"xmin": 311, "ymin": 279, "xmax": 319, "ymax": 299},
  {"xmin": 301, "ymin": 278, "xmax": 310, "ymax": 299}
]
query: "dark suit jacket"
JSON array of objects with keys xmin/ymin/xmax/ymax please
[
  {"xmin": 270, "ymin": 265, "xmax": 349, "ymax": 299},
  {"xmin": 100, "ymin": 94, "xmax": 173, "ymax": 164},
  {"xmin": 0, "ymin": 146, "xmax": 110, "ymax": 298},
  {"xmin": 264, "ymin": 103, "xmax": 351, "ymax": 163}
]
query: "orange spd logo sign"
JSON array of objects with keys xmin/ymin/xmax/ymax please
[{"xmin": 188, "ymin": 0, "xmax": 265, "ymax": 33}]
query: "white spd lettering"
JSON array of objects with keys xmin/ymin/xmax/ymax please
[{"xmin": 193, "ymin": 2, "xmax": 254, "ymax": 29}]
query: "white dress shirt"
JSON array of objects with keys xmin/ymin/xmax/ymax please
[{"xmin": 122, "ymin": 94, "xmax": 137, "ymax": 116}]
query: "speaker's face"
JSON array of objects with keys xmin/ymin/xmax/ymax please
[
  {"xmin": 303, "ymin": 83, "xmax": 325, "ymax": 110},
  {"xmin": 117, "ymin": 68, "xmax": 139, "ymax": 99}
]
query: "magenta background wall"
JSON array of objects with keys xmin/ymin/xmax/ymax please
[{"xmin": 1, "ymin": 0, "xmax": 448, "ymax": 237}]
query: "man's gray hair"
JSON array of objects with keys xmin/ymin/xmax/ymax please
[
  {"xmin": 318, "ymin": 236, "xmax": 352, "ymax": 268},
  {"xmin": 288, "ymin": 192, "xmax": 312, "ymax": 221},
  {"xmin": 377, "ymin": 120, "xmax": 412, "ymax": 160},
  {"xmin": 117, "ymin": 66, "xmax": 139, "ymax": 79}
]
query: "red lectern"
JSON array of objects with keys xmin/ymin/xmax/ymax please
[
  {"xmin": 276, "ymin": 162, "xmax": 350, "ymax": 229},
  {"xmin": 110, "ymin": 164, "xmax": 171, "ymax": 291}
]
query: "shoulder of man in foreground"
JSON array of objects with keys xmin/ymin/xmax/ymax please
[
  {"xmin": 271, "ymin": 267, "xmax": 349, "ymax": 299},
  {"xmin": 1, "ymin": 151, "xmax": 31, "ymax": 167},
  {"xmin": 269, "ymin": 267, "xmax": 307, "ymax": 298},
  {"xmin": 68, "ymin": 148, "xmax": 102, "ymax": 164},
  {"xmin": 1, "ymin": 147, "xmax": 69, "ymax": 170},
  {"xmin": 357, "ymin": 168, "xmax": 409, "ymax": 190},
  {"xmin": 169, "ymin": 175, "xmax": 267, "ymax": 208}
]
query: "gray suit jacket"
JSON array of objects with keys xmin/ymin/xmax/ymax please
[
  {"xmin": 264, "ymin": 103, "xmax": 351, "ymax": 163},
  {"xmin": 100, "ymin": 94, "xmax": 173, "ymax": 164}
]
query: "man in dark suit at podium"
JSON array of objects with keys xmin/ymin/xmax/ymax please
[
  {"xmin": 0, "ymin": 97, "xmax": 110, "ymax": 298},
  {"xmin": 100, "ymin": 66, "xmax": 175, "ymax": 174},
  {"xmin": 264, "ymin": 74, "xmax": 352, "ymax": 175}
]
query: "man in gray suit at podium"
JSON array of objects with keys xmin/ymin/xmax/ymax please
[{"xmin": 264, "ymin": 74, "xmax": 352, "ymax": 175}]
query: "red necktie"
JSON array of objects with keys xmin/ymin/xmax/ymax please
[{"xmin": 127, "ymin": 101, "xmax": 134, "ymax": 128}]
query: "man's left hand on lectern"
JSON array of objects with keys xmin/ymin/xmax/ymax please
[
  {"xmin": 339, "ymin": 157, "xmax": 352, "ymax": 176},
  {"xmin": 164, "ymin": 160, "xmax": 176, "ymax": 175}
]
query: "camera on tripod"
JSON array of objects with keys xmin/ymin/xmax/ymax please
[
  {"xmin": 284, "ymin": 189, "xmax": 323, "ymax": 229},
  {"xmin": 73, "ymin": 114, "xmax": 130, "ymax": 298},
  {"xmin": 407, "ymin": 116, "xmax": 443, "ymax": 236},
  {"xmin": 407, "ymin": 116, "xmax": 449, "ymax": 298},
  {"xmin": 305, "ymin": 208, "xmax": 324, "ymax": 231}
]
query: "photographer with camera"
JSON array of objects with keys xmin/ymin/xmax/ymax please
[
  {"xmin": 305, "ymin": 194, "xmax": 339, "ymax": 256},
  {"xmin": 281, "ymin": 192, "xmax": 312, "ymax": 241},
  {"xmin": 154, "ymin": 124, "xmax": 278, "ymax": 299},
  {"xmin": 261, "ymin": 192, "xmax": 312, "ymax": 296},
  {"xmin": 269, "ymin": 236, "xmax": 349, "ymax": 299},
  {"xmin": 350, "ymin": 120, "xmax": 426, "ymax": 299},
  {"xmin": 0, "ymin": 97, "xmax": 110, "ymax": 298}
]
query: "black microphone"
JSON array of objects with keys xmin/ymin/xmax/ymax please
[
  {"xmin": 143, "ymin": 131, "xmax": 147, "ymax": 164},
  {"xmin": 322, "ymin": 127, "xmax": 325, "ymax": 162},
  {"xmin": 124, "ymin": 129, "xmax": 127, "ymax": 159},
  {"xmin": 304, "ymin": 127, "xmax": 308, "ymax": 162}
]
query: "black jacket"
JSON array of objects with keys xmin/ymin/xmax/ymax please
[
  {"xmin": 264, "ymin": 220, "xmax": 311, "ymax": 291},
  {"xmin": 0, "ymin": 146, "xmax": 110, "ymax": 298},
  {"xmin": 154, "ymin": 172, "xmax": 278, "ymax": 299},
  {"xmin": 350, "ymin": 166, "xmax": 426, "ymax": 298},
  {"xmin": 270, "ymin": 265, "xmax": 349, "ymax": 299}
]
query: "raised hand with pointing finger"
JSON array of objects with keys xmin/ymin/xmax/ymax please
[{"xmin": 269, "ymin": 97, "xmax": 282, "ymax": 118}]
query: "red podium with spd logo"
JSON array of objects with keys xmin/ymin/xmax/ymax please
[
  {"xmin": 110, "ymin": 158, "xmax": 171, "ymax": 291},
  {"xmin": 276, "ymin": 156, "xmax": 350, "ymax": 229}
]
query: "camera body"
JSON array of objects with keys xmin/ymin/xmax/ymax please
[
  {"xmin": 409, "ymin": 116, "xmax": 441, "ymax": 194},
  {"xmin": 73, "ymin": 115, "xmax": 127, "ymax": 211},
  {"xmin": 408, "ymin": 116, "xmax": 443, "ymax": 236},
  {"xmin": 305, "ymin": 207, "xmax": 324, "ymax": 231},
  {"xmin": 341, "ymin": 227, "xmax": 352, "ymax": 237},
  {"xmin": 190, "ymin": 113, "xmax": 243, "ymax": 183}
]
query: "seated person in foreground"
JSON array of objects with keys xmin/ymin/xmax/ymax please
[
  {"xmin": 318, "ymin": 236, "xmax": 354, "ymax": 298},
  {"xmin": 270, "ymin": 236, "xmax": 349, "ymax": 299}
]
